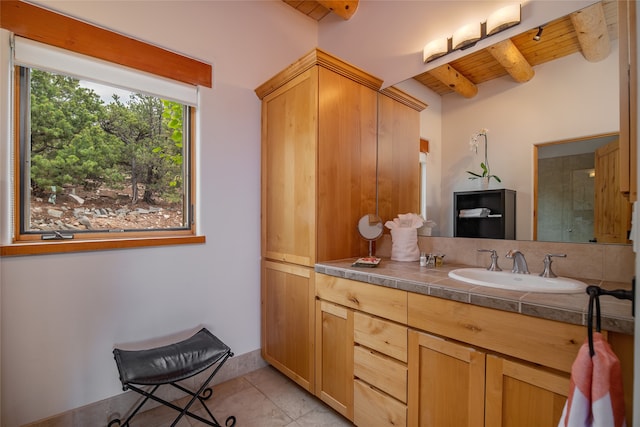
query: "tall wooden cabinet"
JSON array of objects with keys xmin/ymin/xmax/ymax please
[
  {"xmin": 257, "ymin": 50, "xmax": 380, "ymax": 392},
  {"xmin": 256, "ymin": 49, "xmax": 425, "ymax": 392}
]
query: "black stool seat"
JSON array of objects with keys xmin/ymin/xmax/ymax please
[
  {"xmin": 114, "ymin": 328, "xmax": 230, "ymax": 386},
  {"xmin": 109, "ymin": 328, "xmax": 235, "ymax": 427}
]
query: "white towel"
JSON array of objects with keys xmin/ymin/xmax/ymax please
[
  {"xmin": 385, "ymin": 213, "xmax": 423, "ymax": 261},
  {"xmin": 459, "ymin": 208, "xmax": 490, "ymax": 218}
]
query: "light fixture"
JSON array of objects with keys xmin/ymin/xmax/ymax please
[
  {"xmin": 423, "ymin": 38, "xmax": 450, "ymax": 63},
  {"xmin": 533, "ymin": 26, "xmax": 544, "ymax": 41},
  {"xmin": 486, "ymin": 4, "xmax": 521, "ymax": 36},
  {"xmin": 452, "ymin": 23, "xmax": 482, "ymax": 50},
  {"xmin": 422, "ymin": 3, "xmax": 521, "ymax": 63}
]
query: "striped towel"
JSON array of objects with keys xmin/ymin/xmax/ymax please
[{"xmin": 558, "ymin": 332, "xmax": 626, "ymax": 427}]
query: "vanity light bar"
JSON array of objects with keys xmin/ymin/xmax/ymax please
[{"xmin": 423, "ymin": 3, "xmax": 521, "ymax": 63}]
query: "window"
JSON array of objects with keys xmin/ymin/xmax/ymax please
[
  {"xmin": 16, "ymin": 38, "xmax": 194, "ymax": 239},
  {"xmin": 1, "ymin": 2, "xmax": 211, "ymax": 255}
]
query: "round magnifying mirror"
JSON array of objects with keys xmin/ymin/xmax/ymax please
[{"xmin": 358, "ymin": 214, "xmax": 383, "ymax": 256}]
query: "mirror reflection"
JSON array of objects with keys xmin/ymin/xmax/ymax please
[{"xmin": 399, "ymin": 0, "xmax": 627, "ymax": 244}]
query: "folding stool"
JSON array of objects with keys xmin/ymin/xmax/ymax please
[{"xmin": 109, "ymin": 328, "xmax": 235, "ymax": 427}]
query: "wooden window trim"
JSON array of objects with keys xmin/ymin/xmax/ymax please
[
  {"xmin": 0, "ymin": 1, "xmax": 209, "ymax": 256},
  {"xmin": 0, "ymin": 235, "xmax": 206, "ymax": 257},
  {"xmin": 0, "ymin": 1, "xmax": 212, "ymax": 87}
]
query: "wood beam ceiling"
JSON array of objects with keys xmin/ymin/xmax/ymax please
[{"xmin": 416, "ymin": 0, "xmax": 617, "ymax": 98}]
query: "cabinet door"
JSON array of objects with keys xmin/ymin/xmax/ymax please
[
  {"xmin": 262, "ymin": 261, "xmax": 315, "ymax": 392},
  {"xmin": 261, "ymin": 69, "xmax": 318, "ymax": 266},
  {"xmin": 595, "ymin": 139, "xmax": 632, "ymax": 243},
  {"xmin": 317, "ymin": 67, "xmax": 378, "ymax": 262},
  {"xmin": 485, "ymin": 355, "xmax": 569, "ymax": 427},
  {"xmin": 377, "ymin": 92, "xmax": 420, "ymax": 223},
  {"xmin": 408, "ymin": 330, "xmax": 485, "ymax": 427},
  {"xmin": 315, "ymin": 300, "xmax": 354, "ymax": 420}
]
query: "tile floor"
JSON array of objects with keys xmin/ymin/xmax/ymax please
[{"xmin": 127, "ymin": 365, "xmax": 355, "ymax": 426}]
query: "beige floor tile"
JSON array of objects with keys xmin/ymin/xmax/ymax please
[
  {"xmin": 245, "ymin": 367, "xmax": 324, "ymax": 420},
  {"xmin": 119, "ymin": 365, "xmax": 355, "ymax": 427},
  {"xmin": 295, "ymin": 405, "xmax": 354, "ymax": 427}
]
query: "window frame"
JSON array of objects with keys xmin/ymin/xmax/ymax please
[{"xmin": 0, "ymin": 1, "xmax": 210, "ymax": 256}]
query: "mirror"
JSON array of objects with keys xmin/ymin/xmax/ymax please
[
  {"xmin": 397, "ymin": 1, "xmax": 628, "ymax": 244},
  {"xmin": 535, "ymin": 133, "xmax": 631, "ymax": 244},
  {"xmin": 357, "ymin": 214, "xmax": 383, "ymax": 256}
]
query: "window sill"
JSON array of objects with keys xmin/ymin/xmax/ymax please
[{"xmin": 0, "ymin": 235, "xmax": 206, "ymax": 256}]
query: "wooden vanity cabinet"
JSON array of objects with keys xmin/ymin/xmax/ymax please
[
  {"xmin": 313, "ymin": 274, "xmax": 633, "ymax": 426},
  {"xmin": 315, "ymin": 273, "xmax": 408, "ymax": 426}
]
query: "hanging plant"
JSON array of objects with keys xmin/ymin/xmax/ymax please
[{"xmin": 466, "ymin": 128, "xmax": 501, "ymax": 183}]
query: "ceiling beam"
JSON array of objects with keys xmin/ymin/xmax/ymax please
[
  {"xmin": 488, "ymin": 39, "xmax": 535, "ymax": 83},
  {"xmin": 317, "ymin": 0, "xmax": 359, "ymax": 20},
  {"xmin": 428, "ymin": 64, "xmax": 478, "ymax": 98},
  {"xmin": 570, "ymin": 2, "xmax": 611, "ymax": 62}
]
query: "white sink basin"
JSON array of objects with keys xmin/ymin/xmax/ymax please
[{"xmin": 448, "ymin": 268, "xmax": 587, "ymax": 293}]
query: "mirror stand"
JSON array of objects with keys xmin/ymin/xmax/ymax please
[{"xmin": 353, "ymin": 214, "xmax": 384, "ymax": 267}]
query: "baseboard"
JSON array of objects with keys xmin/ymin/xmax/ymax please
[{"xmin": 23, "ymin": 349, "xmax": 268, "ymax": 426}]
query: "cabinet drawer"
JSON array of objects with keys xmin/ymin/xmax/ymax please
[
  {"xmin": 354, "ymin": 312, "xmax": 407, "ymax": 362},
  {"xmin": 354, "ymin": 345, "xmax": 407, "ymax": 403},
  {"xmin": 316, "ymin": 274, "xmax": 407, "ymax": 324},
  {"xmin": 408, "ymin": 292, "xmax": 584, "ymax": 373},
  {"xmin": 354, "ymin": 379, "xmax": 406, "ymax": 427}
]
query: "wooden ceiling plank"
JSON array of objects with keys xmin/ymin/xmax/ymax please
[
  {"xmin": 307, "ymin": 5, "xmax": 331, "ymax": 21},
  {"xmin": 294, "ymin": 1, "xmax": 322, "ymax": 15},
  {"xmin": 570, "ymin": 2, "xmax": 611, "ymax": 62}
]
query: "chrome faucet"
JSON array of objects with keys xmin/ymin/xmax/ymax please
[
  {"xmin": 539, "ymin": 253, "xmax": 566, "ymax": 278},
  {"xmin": 506, "ymin": 250, "xmax": 529, "ymax": 274},
  {"xmin": 477, "ymin": 249, "xmax": 502, "ymax": 271}
]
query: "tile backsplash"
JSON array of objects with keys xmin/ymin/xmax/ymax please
[{"xmin": 376, "ymin": 235, "xmax": 634, "ymax": 284}]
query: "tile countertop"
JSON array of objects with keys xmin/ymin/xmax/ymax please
[{"xmin": 315, "ymin": 258, "xmax": 635, "ymax": 335}]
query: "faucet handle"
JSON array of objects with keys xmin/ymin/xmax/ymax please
[
  {"xmin": 477, "ymin": 249, "xmax": 502, "ymax": 271},
  {"xmin": 540, "ymin": 253, "xmax": 567, "ymax": 278}
]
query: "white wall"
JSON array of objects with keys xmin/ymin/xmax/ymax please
[
  {"xmin": 0, "ymin": 1, "xmax": 317, "ymax": 426},
  {"xmin": 435, "ymin": 46, "xmax": 619, "ymax": 239}
]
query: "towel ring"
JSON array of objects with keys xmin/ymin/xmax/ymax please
[{"xmin": 586, "ymin": 284, "xmax": 634, "ymax": 357}]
